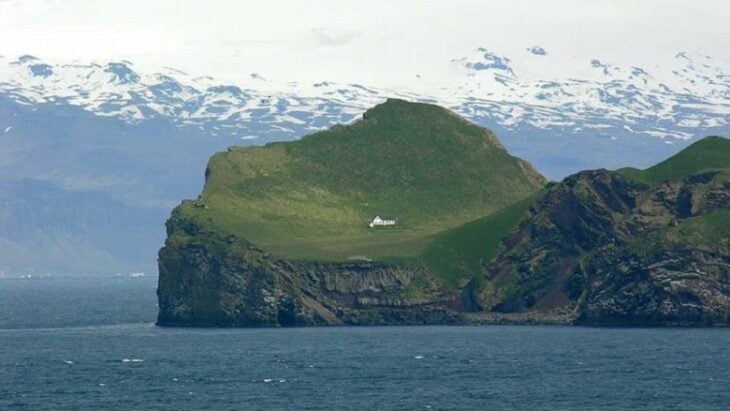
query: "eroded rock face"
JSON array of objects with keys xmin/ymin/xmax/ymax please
[
  {"xmin": 476, "ymin": 170, "xmax": 730, "ymax": 326},
  {"xmin": 157, "ymin": 217, "xmax": 464, "ymax": 327},
  {"xmin": 579, "ymin": 247, "xmax": 730, "ymax": 326}
]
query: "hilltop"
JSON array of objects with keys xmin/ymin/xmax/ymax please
[
  {"xmin": 619, "ymin": 136, "xmax": 730, "ymax": 183},
  {"xmin": 174, "ymin": 99, "xmax": 545, "ymax": 265}
]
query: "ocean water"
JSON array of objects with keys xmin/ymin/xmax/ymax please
[{"xmin": 1, "ymin": 277, "xmax": 729, "ymax": 410}]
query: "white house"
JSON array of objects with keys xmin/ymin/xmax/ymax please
[{"xmin": 368, "ymin": 215, "xmax": 397, "ymax": 228}]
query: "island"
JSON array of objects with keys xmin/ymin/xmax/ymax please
[{"xmin": 157, "ymin": 99, "xmax": 729, "ymax": 327}]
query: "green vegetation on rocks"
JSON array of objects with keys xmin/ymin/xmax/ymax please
[{"xmin": 619, "ymin": 136, "xmax": 730, "ymax": 184}]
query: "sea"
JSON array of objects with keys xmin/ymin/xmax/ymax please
[{"xmin": 1, "ymin": 276, "xmax": 728, "ymax": 410}]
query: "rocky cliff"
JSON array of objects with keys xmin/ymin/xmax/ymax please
[
  {"xmin": 158, "ymin": 213, "xmax": 467, "ymax": 326},
  {"xmin": 475, "ymin": 158, "xmax": 730, "ymax": 326}
]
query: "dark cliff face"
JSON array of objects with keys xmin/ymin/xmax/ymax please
[
  {"xmin": 475, "ymin": 169, "xmax": 730, "ymax": 326},
  {"xmin": 157, "ymin": 213, "xmax": 467, "ymax": 327},
  {"xmin": 578, "ymin": 246, "xmax": 729, "ymax": 326}
]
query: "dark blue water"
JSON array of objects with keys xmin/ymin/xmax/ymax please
[{"xmin": 1, "ymin": 278, "xmax": 729, "ymax": 410}]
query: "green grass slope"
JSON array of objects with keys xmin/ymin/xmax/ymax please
[
  {"xmin": 623, "ymin": 136, "xmax": 730, "ymax": 253},
  {"xmin": 420, "ymin": 192, "xmax": 546, "ymax": 288},
  {"xmin": 619, "ymin": 136, "xmax": 730, "ymax": 184},
  {"xmin": 177, "ymin": 99, "xmax": 546, "ymax": 266}
]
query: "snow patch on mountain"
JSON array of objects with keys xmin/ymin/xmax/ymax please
[
  {"xmin": 0, "ymin": 49, "xmax": 728, "ymax": 143},
  {"xmin": 448, "ymin": 48, "xmax": 730, "ymax": 140}
]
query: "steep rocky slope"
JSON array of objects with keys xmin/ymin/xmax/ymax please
[
  {"xmin": 158, "ymin": 219, "xmax": 465, "ymax": 326},
  {"xmin": 475, "ymin": 137, "xmax": 730, "ymax": 326}
]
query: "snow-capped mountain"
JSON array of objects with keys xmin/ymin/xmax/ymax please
[
  {"xmin": 448, "ymin": 48, "xmax": 729, "ymax": 139},
  {"xmin": 0, "ymin": 54, "xmax": 408, "ymax": 142},
  {"xmin": 0, "ymin": 49, "xmax": 728, "ymax": 275},
  {"xmin": 1, "ymin": 48, "xmax": 728, "ymax": 145}
]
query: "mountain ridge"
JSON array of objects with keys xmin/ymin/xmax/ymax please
[{"xmin": 2, "ymin": 49, "xmax": 728, "ymax": 145}]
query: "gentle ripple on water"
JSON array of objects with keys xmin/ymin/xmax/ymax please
[{"xmin": 0, "ymin": 277, "xmax": 729, "ymax": 410}]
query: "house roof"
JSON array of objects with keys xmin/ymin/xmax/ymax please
[{"xmin": 373, "ymin": 215, "xmax": 397, "ymax": 220}]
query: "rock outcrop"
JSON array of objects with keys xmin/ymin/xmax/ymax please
[{"xmin": 474, "ymin": 168, "xmax": 730, "ymax": 326}]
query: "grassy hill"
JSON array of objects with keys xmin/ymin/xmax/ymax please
[
  {"xmin": 419, "ymin": 191, "xmax": 546, "ymax": 287},
  {"xmin": 619, "ymin": 136, "xmax": 730, "ymax": 183},
  {"xmin": 176, "ymin": 99, "xmax": 546, "ymax": 268},
  {"xmin": 647, "ymin": 136, "xmax": 730, "ymax": 252}
]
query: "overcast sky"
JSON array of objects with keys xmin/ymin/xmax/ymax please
[{"xmin": 2, "ymin": 0, "xmax": 729, "ymax": 88}]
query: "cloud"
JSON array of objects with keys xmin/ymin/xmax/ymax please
[
  {"xmin": 309, "ymin": 28, "xmax": 360, "ymax": 47},
  {"xmin": 1, "ymin": 0, "xmax": 729, "ymax": 89}
]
